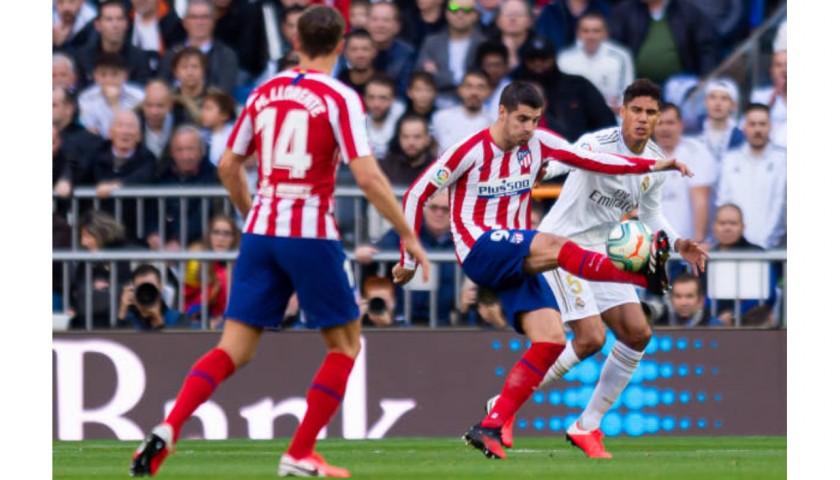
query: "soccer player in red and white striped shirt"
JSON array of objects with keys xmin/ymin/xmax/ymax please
[
  {"xmin": 393, "ymin": 81, "xmax": 692, "ymax": 460},
  {"xmin": 131, "ymin": 7, "xmax": 429, "ymax": 478}
]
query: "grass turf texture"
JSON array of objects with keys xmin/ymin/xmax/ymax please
[{"xmin": 54, "ymin": 437, "xmax": 786, "ymax": 479}]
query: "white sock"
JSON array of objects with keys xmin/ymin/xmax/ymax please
[
  {"xmin": 578, "ymin": 341, "xmax": 644, "ymax": 432},
  {"xmin": 539, "ymin": 343, "xmax": 581, "ymax": 388}
]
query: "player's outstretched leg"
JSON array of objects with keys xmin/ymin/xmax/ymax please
[
  {"xmin": 131, "ymin": 348, "xmax": 236, "ymax": 476},
  {"xmin": 279, "ymin": 352, "xmax": 355, "ymax": 477},
  {"xmin": 546, "ymin": 232, "xmax": 671, "ymax": 294}
]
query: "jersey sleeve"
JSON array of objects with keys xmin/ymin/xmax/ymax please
[
  {"xmin": 227, "ymin": 94, "xmax": 256, "ymax": 156},
  {"xmin": 399, "ymin": 140, "xmax": 476, "ymax": 269},
  {"xmin": 327, "ymin": 88, "xmax": 373, "ymax": 164},
  {"xmin": 536, "ymin": 128, "xmax": 657, "ymax": 175}
]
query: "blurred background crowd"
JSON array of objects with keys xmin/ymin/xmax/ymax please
[{"xmin": 52, "ymin": 0, "xmax": 788, "ymax": 331}]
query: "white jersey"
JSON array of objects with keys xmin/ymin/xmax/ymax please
[
  {"xmin": 399, "ymin": 127, "xmax": 660, "ymax": 269},
  {"xmin": 659, "ymin": 137, "xmax": 717, "ymax": 240},
  {"xmin": 716, "ymin": 143, "xmax": 787, "ymax": 249},
  {"xmin": 540, "ymin": 127, "xmax": 681, "ymax": 250}
]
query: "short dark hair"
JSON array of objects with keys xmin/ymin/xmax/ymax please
[
  {"xmin": 499, "ymin": 81, "xmax": 544, "ymax": 112},
  {"xmin": 203, "ymin": 87, "xmax": 237, "ymax": 121},
  {"xmin": 578, "ymin": 11, "xmax": 607, "ymax": 29},
  {"xmin": 281, "ymin": 5, "xmax": 307, "ymax": 22},
  {"xmin": 462, "ymin": 68, "xmax": 490, "ymax": 86},
  {"xmin": 345, "ymin": 28, "xmax": 374, "ymax": 44},
  {"xmin": 660, "ymin": 101, "xmax": 681, "ymax": 120},
  {"xmin": 673, "ymin": 273, "xmax": 703, "ymax": 296},
  {"xmin": 716, "ymin": 203, "xmax": 744, "ymax": 221},
  {"xmin": 94, "ymin": 52, "xmax": 128, "ymax": 71},
  {"xmin": 744, "ymin": 102, "xmax": 771, "ymax": 116},
  {"xmin": 408, "ymin": 71, "xmax": 435, "ymax": 90},
  {"xmin": 98, "ymin": 0, "xmax": 128, "ymax": 19},
  {"xmin": 476, "ymin": 40, "xmax": 509, "ymax": 65},
  {"xmin": 366, "ymin": 72, "xmax": 397, "ymax": 96},
  {"xmin": 132, "ymin": 263, "xmax": 162, "ymax": 283},
  {"xmin": 623, "ymin": 78, "xmax": 661, "ymax": 106},
  {"xmin": 398, "ymin": 113, "xmax": 429, "ymax": 133},
  {"xmin": 297, "ymin": 5, "xmax": 346, "ymax": 58},
  {"xmin": 171, "ymin": 46, "xmax": 208, "ymax": 74}
]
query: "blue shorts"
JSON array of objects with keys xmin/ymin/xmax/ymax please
[
  {"xmin": 462, "ymin": 229, "xmax": 559, "ymax": 334},
  {"xmin": 225, "ymin": 234, "xmax": 359, "ymax": 329}
]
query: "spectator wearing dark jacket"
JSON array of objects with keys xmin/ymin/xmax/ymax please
[
  {"xmin": 380, "ymin": 115, "xmax": 438, "ymax": 187},
  {"xmin": 514, "ymin": 35, "xmax": 615, "ymax": 142},
  {"xmin": 128, "ymin": 0, "xmax": 188, "ymax": 67},
  {"xmin": 534, "ymin": 0, "xmax": 611, "ymax": 53},
  {"xmin": 608, "ymin": 0, "xmax": 718, "ymax": 85},
  {"xmin": 146, "ymin": 125, "xmax": 222, "ymax": 251},
  {"xmin": 74, "ymin": 0, "xmax": 155, "ymax": 90}
]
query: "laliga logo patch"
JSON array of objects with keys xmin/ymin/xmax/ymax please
[
  {"xmin": 433, "ymin": 167, "xmax": 451, "ymax": 186},
  {"xmin": 641, "ymin": 175, "xmax": 651, "ymax": 192},
  {"xmin": 579, "ymin": 142, "xmax": 593, "ymax": 151},
  {"xmin": 516, "ymin": 147, "xmax": 532, "ymax": 168}
]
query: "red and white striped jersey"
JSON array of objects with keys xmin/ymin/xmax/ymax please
[
  {"xmin": 227, "ymin": 67, "xmax": 371, "ymax": 239},
  {"xmin": 400, "ymin": 128, "xmax": 659, "ymax": 269}
]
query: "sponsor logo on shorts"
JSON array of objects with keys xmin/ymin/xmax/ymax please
[
  {"xmin": 477, "ymin": 174, "xmax": 531, "ymax": 198},
  {"xmin": 433, "ymin": 167, "xmax": 451, "ymax": 186},
  {"xmin": 575, "ymin": 296, "xmax": 585, "ymax": 310}
]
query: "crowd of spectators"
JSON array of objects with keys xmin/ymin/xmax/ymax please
[{"xmin": 52, "ymin": 0, "xmax": 787, "ymax": 330}]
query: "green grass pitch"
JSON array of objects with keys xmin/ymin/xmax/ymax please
[{"xmin": 54, "ymin": 436, "xmax": 786, "ymax": 479}]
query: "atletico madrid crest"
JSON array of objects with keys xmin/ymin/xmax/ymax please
[{"xmin": 516, "ymin": 147, "xmax": 532, "ymax": 168}]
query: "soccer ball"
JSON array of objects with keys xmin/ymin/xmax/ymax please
[{"xmin": 606, "ymin": 220, "xmax": 653, "ymax": 272}]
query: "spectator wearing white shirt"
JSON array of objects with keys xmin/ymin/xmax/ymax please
[
  {"xmin": 364, "ymin": 74, "xmax": 406, "ymax": 160},
  {"xmin": 78, "ymin": 53, "xmax": 145, "ymax": 139},
  {"xmin": 431, "ymin": 69, "xmax": 493, "ymax": 150},
  {"xmin": 557, "ymin": 12, "xmax": 634, "ymax": 116},
  {"xmin": 750, "ymin": 49, "xmax": 786, "ymax": 148},
  {"xmin": 653, "ymin": 102, "xmax": 716, "ymax": 243},
  {"xmin": 716, "ymin": 103, "xmax": 786, "ymax": 249}
]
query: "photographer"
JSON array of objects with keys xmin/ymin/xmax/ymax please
[
  {"xmin": 359, "ymin": 276, "xmax": 407, "ymax": 328},
  {"xmin": 118, "ymin": 264, "xmax": 190, "ymax": 331},
  {"xmin": 457, "ymin": 277, "xmax": 509, "ymax": 329}
]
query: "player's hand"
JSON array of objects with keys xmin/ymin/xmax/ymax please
[
  {"xmin": 653, "ymin": 158, "xmax": 693, "ymax": 177},
  {"xmin": 533, "ymin": 163, "xmax": 549, "ymax": 188},
  {"xmin": 674, "ymin": 238, "xmax": 710, "ymax": 275},
  {"xmin": 392, "ymin": 264, "xmax": 416, "ymax": 285}
]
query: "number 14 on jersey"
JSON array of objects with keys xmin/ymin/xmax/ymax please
[{"xmin": 256, "ymin": 108, "xmax": 313, "ymax": 179}]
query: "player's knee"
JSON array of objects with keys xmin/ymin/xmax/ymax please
[
  {"xmin": 620, "ymin": 324, "xmax": 652, "ymax": 351},
  {"xmin": 575, "ymin": 328, "xmax": 606, "ymax": 358}
]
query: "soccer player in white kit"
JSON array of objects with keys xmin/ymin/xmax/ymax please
[
  {"xmin": 489, "ymin": 78, "xmax": 710, "ymax": 458},
  {"xmin": 394, "ymin": 81, "xmax": 694, "ymax": 460}
]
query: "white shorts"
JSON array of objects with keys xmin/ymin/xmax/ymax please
[{"xmin": 542, "ymin": 266, "xmax": 640, "ymax": 323}]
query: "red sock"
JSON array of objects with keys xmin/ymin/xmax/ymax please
[
  {"xmin": 482, "ymin": 342, "xmax": 564, "ymax": 429},
  {"xmin": 557, "ymin": 241, "xmax": 646, "ymax": 288},
  {"xmin": 287, "ymin": 352, "xmax": 355, "ymax": 459},
  {"xmin": 164, "ymin": 348, "xmax": 235, "ymax": 442}
]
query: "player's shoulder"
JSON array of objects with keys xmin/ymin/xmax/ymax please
[
  {"xmin": 442, "ymin": 128, "xmax": 487, "ymax": 160},
  {"xmin": 643, "ymin": 138, "xmax": 666, "ymax": 159},
  {"xmin": 578, "ymin": 127, "xmax": 620, "ymax": 147}
]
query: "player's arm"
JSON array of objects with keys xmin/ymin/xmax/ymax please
[
  {"xmin": 349, "ymin": 156, "xmax": 430, "ymax": 282},
  {"xmin": 639, "ymin": 178, "xmax": 709, "ymax": 275},
  {"xmin": 218, "ymin": 148, "xmax": 252, "ymax": 219},
  {"xmin": 537, "ymin": 129, "xmax": 693, "ymax": 176},
  {"xmin": 394, "ymin": 143, "xmax": 472, "ymax": 283},
  {"xmin": 689, "ymin": 185, "xmax": 710, "ymax": 242}
]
